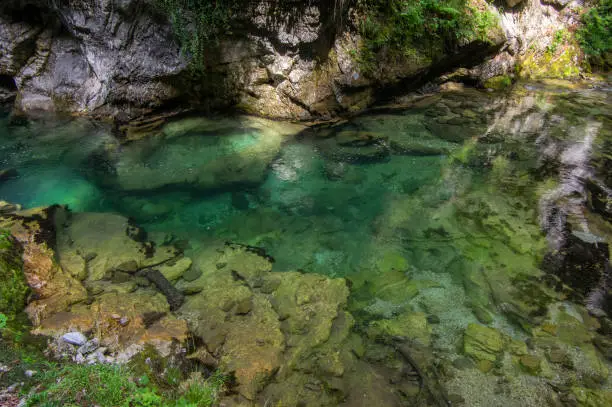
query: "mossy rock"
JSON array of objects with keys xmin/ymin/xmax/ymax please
[
  {"xmin": 518, "ymin": 354, "xmax": 542, "ymax": 375},
  {"xmin": 484, "ymin": 75, "xmax": 513, "ymax": 90},
  {"xmin": 571, "ymin": 387, "xmax": 612, "ymax": 407},
  {"xmin": 0, "ymin": 230, "xmax": 28, "ymax": 322},
  {"xmin": 463, "ymin": 323, "xmax": 503, "ymax": 363},
  {"xmin": 368, "ymin": 312, "xmax": 432, "ymax": 347}
]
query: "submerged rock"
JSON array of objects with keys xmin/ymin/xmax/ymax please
[
  {"xmin": 463, "ymin": 323, "xmax": 503, "ymax": 366},
  {"xmin": 103, "ymin": 116, "xmax": 304, "ymax": 192}
]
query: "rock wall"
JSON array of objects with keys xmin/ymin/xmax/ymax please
[{"xmin": 0, "ymin": 0, "xmax": 588, "ymax": 121}]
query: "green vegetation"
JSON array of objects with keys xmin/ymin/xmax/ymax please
[
  {"xmin": 546, "ymin": 29, "xmax": 569, "ymax": 55},
  {"xmin": 153, "ymin": 0, "xmax": 239, "ymax": 70},
  {"xmin": 577, "ymin": 0, "xmax": 612, "ymax": 67},
  {"xmin": 355, "ymin": 0, "xmax": 500, "ymax": 75},
  {"xmin": 0, "ymin": 337, "xmax": 227, "ymax": 407},
  {"xmin": 0, "ymin": 229, "xmax": 29, "ymax": 324}
]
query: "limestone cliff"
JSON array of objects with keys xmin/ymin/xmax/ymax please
[{"xmin": 0, "ymin": 0, "xmax": 591, "ymax": 121}]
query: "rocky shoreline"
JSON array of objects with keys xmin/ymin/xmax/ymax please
[{"xmin": 0, "ymin": 0, "xmax": 595, "ymax": 123}]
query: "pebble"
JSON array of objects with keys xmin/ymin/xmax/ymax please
[
  {"xmin": 119, "ymin": 317, "xmax": 130, "ymax": 326},
  {"xmin": 24, "ymin": 370, "xmax": 36, "ymax": 378},
  {"xmin": 62, "ymin": 332, "xmax": 88, "ymax": 346}
]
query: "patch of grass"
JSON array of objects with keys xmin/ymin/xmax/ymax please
[
  {"xmin": 25, "ymin": 364, "xmax": 136, "ymax": 407},
  {"xmin": 0, "ymin": 340, "xmax": 228, "ymax": 407},
  {"xmin": 22, "ymin": 361, "xmax": 228, "ymax": 407}
]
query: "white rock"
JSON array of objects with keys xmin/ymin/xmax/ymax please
[{"xmin": 62, "ymin": 332, "xmax": 87, "ymax": 346}]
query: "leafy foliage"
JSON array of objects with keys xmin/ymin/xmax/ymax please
[
  {"xmin": 355, "ymin": 0, "xmax": 499, "ymax": 75},
  {"xmin": 0, "ymin": 313, "xmax": 7, "ymax": 330},
  {"xmin": 577, "ymin": 0, "xmax": 612, "ymax": 67},
  {"xmin": 153, "ymin": 0, "xmax": 239, "ymax": 70}
]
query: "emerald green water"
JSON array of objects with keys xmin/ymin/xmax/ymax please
[{"xmin": 1, "ymin": 83, "xmax": 611, "ymax": 406}]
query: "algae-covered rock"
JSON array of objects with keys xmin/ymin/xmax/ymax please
[
  {"xmin": 463, "ymin": 323, "xmax": 504, "ymax": 363},
  {"xmin": 0, "ymin": 230, "xmax": 28, "ymax": 321},
  {"xmin": 178, "ymin": 242, "xmax": 357, "ymax": 401},
  {"xmin": 57, "ymin": 212, "xmax": 181, "ymax": 281},
  {"xmin": 571, "ymin": 387, "xmax": 612, "ymax": 407},
  {"xmin": 518, "ymin": 354, "xmax": 542, "ymax": 375},
  {"xmin": 368, "ymin": 312, "xmax": 432, "ymax": 347},
  {"xmin": 158, "ymin": 257, "xmax": 192, "ymax": 282}
]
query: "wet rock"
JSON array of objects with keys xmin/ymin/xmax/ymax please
[
  {"xmin": 116, "ymin": 260, "xmax": 139, "ymax": 273},
  {"xmin": 234, "ymin": 297, "xmax": 253, "ymax": 315},
  {"xmin": 368, "ymin": 312, "xmax": 432, "ymax": 347},
  {"xmin": 463, "ymin": 323, "xmax": 504, "ymax": 363},
  {"xmin": 110, "ymin": 117, "xmax": 304, "ymax": 192},
  {"xmin": 519, "ymin": 354, "xmax": 542, "ymax": 375},
  {"xmin": 158, "ymin": 257, "xmax": 192, "ymax": 282},
  {"xmin": 56, "ymin": 212, "xmax": 179, "ymax": 281},
  {"xmin": 62, "ymin": 332, "xmax": 87, "ymax": 346},
  {"xmin": 181, "ymin": 266, "xmax": 202, "ymax": 282},
  {"xmin": 452, "ymin": 357, "xmax": 476, "ymax": 370}
]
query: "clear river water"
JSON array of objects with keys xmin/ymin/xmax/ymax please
[{"xmin": 1, "ymin": 82, "xmax": 611, "ymax": 406}]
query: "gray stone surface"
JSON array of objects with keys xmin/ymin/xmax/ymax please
[{"xmin": 62, "ymin": 331, "xmax": 87, "ymax": 346}]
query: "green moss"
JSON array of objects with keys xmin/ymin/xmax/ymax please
[
  {"xmin": 0, "ymin": 230, "xmax": 29, "ymax": 323},
  {"xmin": 484, "ymin": 75, "xmax": 513, "ymax": 90},
  {"xmin": 517, "ymin": 36, "xmax": 582, "ymax": 80}
]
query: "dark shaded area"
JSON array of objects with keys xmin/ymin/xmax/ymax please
[{"xmin": 543, "ymin": 227, "xmax": 611, "ymax": 299}]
